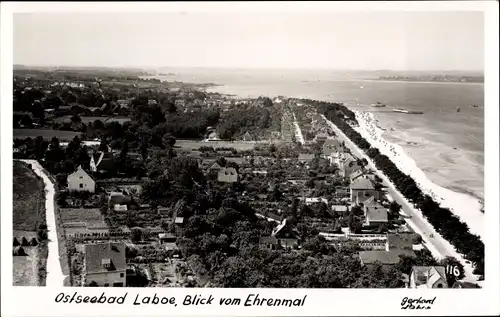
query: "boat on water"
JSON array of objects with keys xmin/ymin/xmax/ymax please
[
  {"xmin": 393, "ymin": 108, "xmax": 424, "ymax": 115},
  {"xmin": 371, "ymin": 102, "xmax": 386, "ymax": 108},
  {"xmin": 471, "ymin": 104, "xmax": 479, "ymax": 108},
  {"xmin": 457, "ymin": 107, "xmax": 461, "ymax": 112}
]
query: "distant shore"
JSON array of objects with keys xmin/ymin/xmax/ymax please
[{"xmin": 362, "ymin": 78, "xmax": 484, "ymax": 85}]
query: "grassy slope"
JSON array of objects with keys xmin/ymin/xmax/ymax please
[{"xmin": 13, "ymin": 160, "xmax": 48, "ymax": 286}]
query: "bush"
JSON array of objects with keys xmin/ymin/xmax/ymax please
[
  {"xmin": 13, "ymin": 237, "xmax": 20, "ymax": 246},
  {"xmin": 13, "ymin": 246, "xmax": 27, "ymax": 256},
  {"xmin": 30, "ymin": 237, "xmax": 39, "ymax": 246},
  {"xmin": 21, "ymin": 237, "xmax": 30, "ymax": 246}
]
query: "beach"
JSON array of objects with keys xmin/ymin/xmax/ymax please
[{"xmin": 353, "ymin": 110, "xmax": 484, "ymax": 239}]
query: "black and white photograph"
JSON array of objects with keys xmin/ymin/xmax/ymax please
[{"xmin": 1, "ymin": 1, "xmax": 499, "ymax": 316}]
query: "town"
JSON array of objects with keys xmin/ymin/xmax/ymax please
[{"xmin": 12, "ymin": 67, "xmax": 481, "ymax": 289}]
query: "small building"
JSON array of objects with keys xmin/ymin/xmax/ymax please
[
  {"xmin": 67, "ymin": 166, "xmax": 95, "ymax": 193},
  {"xmin": 271, "ymin": 218, "xmax": 300, "ymax": 248},
  {"xmin": 298, "ymin": 154, "xmax": 315, "ymax": 165},
  {"xmin": 409, "ymin": 266, "xmax": 448, "ymax": 289},
  {"xmin": 259, "ymin": 236, "xmax": 278, "ymax": 250},
  {"xmin": 90, "ymin": 151, "xmax": 114, "ymax": 173},
  {"xmin": 159, "ymin": 233, "xmax": 177, "ymax": 244},
  {"xmin": 313, "ymin": 133, "xmax": 329, "ymax": 144},
  {"xmin": 363, "ymin": 197, "xmax": 388, "ymax": 227},
  {"xmin": 108, "ymin": 192, "xmax": 132, "ymax": 209},
  {"xmin": 218, "ymin": 167, "xmax": 238, "ymax": 183},
  {"xmin": 173, "ymin": 217, "xmax": 186, "ymax": 236},
  {"xmin": 322, "ymin": 138, "xmax": 343, "ymax": 156},
  {"xmin": 84, "ymin": 242, "xmax": 126, "ymax": 287},
  {"xmin": 242, "ymin": 131, "xmax": 254, "ymax": 141},
  {"xmin": 349, "ymin": 170, "xmax": 366, "ymax": 182},
  {"xmin": 351, "ymin": 178, "xmax": 379, "ymax": 204},
  {"xmin": 113, "ymin": 204, "xmax": 128, "ymax": 212},
  {"xmin": 386, "ymin": 233, "xmax": 415, "ymax": 251}
]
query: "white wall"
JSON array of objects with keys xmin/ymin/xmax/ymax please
[
  {"xmin": 85, "ymin": 270, "xmax": 126, "ymax": 287},
  {"xmin": 67, "ymin": 169, "xmax": 95, "ymax": 193}
]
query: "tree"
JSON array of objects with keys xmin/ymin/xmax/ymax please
[
  {"xmin": 13, "ymin": 237, "xmax": 20, "ymax": 246},
  {"xmin": 440, "ymin": 256, "xmax": 465, "ymax": 286},
  {"xmin": 88, "ymin": 281, "xmax": 99, "ymax": 287},
  {"xmin": 131, "ymin": 228, "xmax": 143, "ymax": 243},
  {"xmin": 389, "ymin": 201, "xmax": 402, "ymax": 214}
]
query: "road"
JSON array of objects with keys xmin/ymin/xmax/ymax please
[
  {"xmin": 21, "ymin": 160, "xmax": 66, "ymax": 286},
  {"xmin": 319, "ymin": 115, "xmax": 478, "ymax": 282},
  {"xmin": 292, "ymin": 113, "xmax": 305, "ymax": 144}
]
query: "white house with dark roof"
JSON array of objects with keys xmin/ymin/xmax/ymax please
[
  {"xmin": 350, "ymin": 178, "xmax": 379, "ymax": 204},
  {"xmin": 409, "ymin": 266, "xmax": 448, "ymax": 289},
  {"xmin": 363, "ymin": 196, "xmax": 388, "ymax": 226},
  {"xmin": 67, "ymin": 166, "xmax": 95, "ymax": 193},
  {"xmin": 84, "ymin": 242, "xmax": 126, "ymax": 287},
  {"xmin": 242, "ymin": 131, "xmax": 254, "ymax": 141}
]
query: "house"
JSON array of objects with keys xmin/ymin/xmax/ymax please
[
  {"xmin": 271, "ymin": 218, "xmax": 300, "ymax": 248},
  {"xmin": 159, "ymin": 233, "xmax": 177, "ymax": 244},
  {"xmin": 350, "ymin": 178, "xmax": 379, "ymax": 204},
  {"xmin": 363, "ymin": 196, "xmax": 388, "ymax": 227},
  {"xmin": 339, "ymin": 158, "xmax": 361, "ymax": 178},
  {"xmin": 208, "ymin": 162, "xmax": 222, "ymax": 174},
  {"xmin": 173, "ymin": 217, "xmax": 187, "ymax": 236},
  {"xmin": 322, "ymin": 139, "xmax": 343, "ymax": 156},
  {"xmin": 298, "ymin": 154, "xmax": 315, "ymax": 165},
  {"xmin": 259, "ymin": 236, "xmax": 278, "ymax": 250},
  {"xmin": 67, "ymin": 166, "xmax": 95, "ymax": 193},
  {"xmin": 359, "ymin": 249, "xmax": 416, "ymax": 268},
  {"xmin": 218, "ymin": 167, "xmax": 238, "ymax": 183},
  {"xmin": 349, "ymin": 170, "xmax": 366, "ymax": 182},
  {"xmin": 386, "ymin": 233, "xmax": 415, "ymax": 251},
  {"xmin": 313, "ymin": 133, "xmax": 329, "ymax": 144},
  {"xmin": 409, "ymin": 266, "xmax": 448, "ymax": 289},
  {"xmin": 90, "ymin": 151, "xmax": 115, "ymax": 173},
  {"xmin": 242, "ymin": 131, "xmax": 254, "ymax": 141},
  {"xmin": 108, "ymin": 192, "xmax": 132, "ymax": 209},
  {"xmin": 84, "ymin": 242, "xmax": 126, "ymax": 287}
]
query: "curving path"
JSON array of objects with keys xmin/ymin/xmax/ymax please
[{"xmin": 21, "ymin": 160, "xmax": 66, "ymax": 286}]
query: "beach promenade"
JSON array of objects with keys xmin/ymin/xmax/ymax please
[{"xmin": 320, "ymin": 115, "xmax": 479, "ymax": 283}]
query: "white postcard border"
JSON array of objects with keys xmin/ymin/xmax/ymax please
[{"xmin": 1, "ymin": 1, "xmax": 499, "ymax": 316}]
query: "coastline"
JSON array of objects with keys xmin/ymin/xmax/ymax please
[
  {"xmin": 361, "ymin": 79, "xmax": 484, "ymax": 86},
  {"xmin": 352, "ymin": 110, "xmax": 484, "ymax": 239}
]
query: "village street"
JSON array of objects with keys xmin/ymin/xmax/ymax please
[{"xmin": 319, "ymin": 116, "xmax": 479, "ymax": 283}]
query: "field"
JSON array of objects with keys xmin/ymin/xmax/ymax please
[
  {"xmin": 13, "ymin": 160, "xmax": 48, "ymax": 286},
  {"xmin": 13, "ymin": 247, "xmax": 39, "ymax": 286},
  {"xmin": 79, "ymin": 116, "xmax": 132, "ymax": 125},
  {"xmin": 175, "ymin": 139, "xmax": 258, "ymax": 151},
  {"xmin": 13, "ymin": 129, "xmax": 82, "ymax": 141},
  {"xmin": 60, "ymin": 208, "xmax": 108, "ymax": 228},
  {"xmin": 13, "ymin": 160, "xmax": 46, "ymax": 231}
]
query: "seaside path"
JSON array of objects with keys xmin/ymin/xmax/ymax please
[
  {"xmin": 319, "ymin": 116, "xmax": 478, "ymax": 283},
  {"xmin": 21, "ymin": 160, "xmax": 66, "ymax": 286}
]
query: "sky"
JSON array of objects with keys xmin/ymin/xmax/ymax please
[{"xmin": 13, "ymin": 11, "xmax": 484, "ymax": 71}]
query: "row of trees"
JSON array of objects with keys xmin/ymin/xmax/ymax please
[{"xmin": 319, "ymin": 101, "xmax": 484, "ymax": 275}]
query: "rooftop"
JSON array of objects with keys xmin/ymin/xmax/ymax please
[
  {"xmin": 85, "ymin": 242, "xmax": 126, "ymax": 274},
  {"xmin": 351, "ymin": 177, "xmax": 375, "ymax": 190},
  {"xmin": 359, "ymin": 249, "xmax": 415, "ymax": 265}
]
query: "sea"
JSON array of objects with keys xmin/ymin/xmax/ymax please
[{"xmin": 146, "ymin": 68, "xmax": 484, "ymax": 204}]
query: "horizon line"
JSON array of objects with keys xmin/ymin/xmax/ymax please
[{"xmin": 13, "ymin": 64, "xmax": 485, "ymax": 74}]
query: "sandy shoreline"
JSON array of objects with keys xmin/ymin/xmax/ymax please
[{"xmin": 353, "ymin": 110, "xmax": 484, "ymax": 240}]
